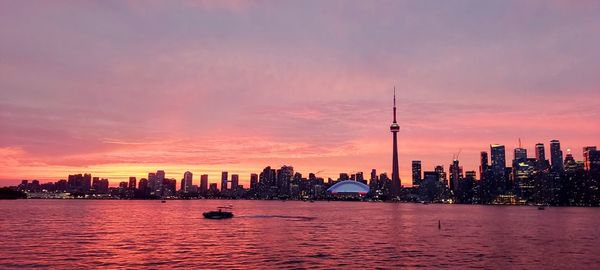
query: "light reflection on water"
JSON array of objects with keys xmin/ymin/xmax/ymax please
[{"xmin": 1, "ymin": 200, "xmax": 599, "ymax": 269}]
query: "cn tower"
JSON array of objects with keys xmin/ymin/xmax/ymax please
[{"xmin": 390, "ymin": 88, "xmax": 401, "ymax": 198}]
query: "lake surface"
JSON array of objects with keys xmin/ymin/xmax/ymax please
[{"xmin": 1, "ymin": 200, "xmax": 599, "ymax": 269}]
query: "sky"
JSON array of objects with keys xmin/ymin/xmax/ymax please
[{"xmin": 1, "ymin": 0, "xmax": 600, "ymax": 187}]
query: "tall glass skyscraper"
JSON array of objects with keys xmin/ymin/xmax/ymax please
[{"xmin": 550, "ymin": 140, "xmax": 564, "ymax": 172}]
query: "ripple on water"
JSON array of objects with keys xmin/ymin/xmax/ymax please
[{"xmin": 1, "ymin": 200, "xmax": 599, "ymax": 269}]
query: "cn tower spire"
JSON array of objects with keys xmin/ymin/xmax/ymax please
[{"xmin": 393, "ymin": 86, "xmax": 397, "ymax": 123}]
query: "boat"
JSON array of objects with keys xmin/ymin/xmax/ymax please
[
  {"xmin": 203, "ymin": 208, "xmax": 234, "ymax": 219},
  {"xmin": 161, "ymin": 200, "xmax": 166, "ymax": 203},
  {"xmin": 537, "ymin": 205, "xmax": 546, "ymax": 210}
]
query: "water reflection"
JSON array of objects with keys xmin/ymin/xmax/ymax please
[{"xmin": 1, "ymin": 200, "xmax": 599, "ymax": 269}]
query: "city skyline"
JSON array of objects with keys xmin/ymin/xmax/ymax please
[
  {"xmin": 2, "ymin": 1, "xmax": 600, "ymax": 187},
  {"xmin": 8, "ymin": 138, "xmax": 596, "ymax": 189}
]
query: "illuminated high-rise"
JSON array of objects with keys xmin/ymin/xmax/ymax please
[
  {"xmin": 155, "ymin": 170, "xmax": 165, "ymax": 195},
  {"xmin": 490, "ymin": 144, "xmax": 507, "ymax": 191},
  {"xmin": 583, "ymin": 146, "xmax": 598, "ymax": 171},
  {"xmin": 412, "ymin": 161, "xmax": 422, "ymax": 187}
]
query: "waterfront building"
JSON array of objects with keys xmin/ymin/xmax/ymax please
[
  {"xmin": 221, "ymin": 172, "xmax": 228, "ymax": 191},
  {"xmin": 231, "ymin": 174, "xmax": 239, "ymax": 191},
  {"xmin": 182, "ymin": 171, "xmax": 193, "ymax": 193},
  {"xmin": 248, "ymin": 173, "xmax": 258, "ymax": 189},
  {"xmin": 128, "ymin": 177, "xmax": 136, "ymax": 189},
  {"xmin": 155, "ymin": 170, "xmax": 165, "ymax": 195},
  {"xmin": 200, "ymin": 175, "xmax": 208, "ymax": 192}
]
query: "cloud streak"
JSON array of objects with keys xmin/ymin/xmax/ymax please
[{"xmin": 1, "ymin": 0, "xmax": 599, "ymax": 186}]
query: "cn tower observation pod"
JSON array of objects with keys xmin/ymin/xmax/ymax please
[{"xmin": 327, "ymin": 180, "xmax": 370, "ymax": 195}]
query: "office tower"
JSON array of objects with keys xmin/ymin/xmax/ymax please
[
  {"xmin": 181, "ymin": 171, "xmax": 193, "ymax": 193},
  {"xmin": 583, "ymin": 146, "xmax": 598, "ymax": 171},
  {"xmin": 449, "ymin": 159, "xmax": 462, "ymax": 192},
  {"xmin": 92, "ymin": 177, "xmax": 108, "ymax": 194},
  {"xmin": 68, "ymin": 174, "xmax": 88, "ymax": 193},
  {"xmin": 231, "ymin": 174, "xmax": 239, "ymax": 191},
  {"xmin": 155, "ymin": 170, "xmax": 165, "ymax": 195},
  {"xmin": 221, "ymin": 172, "xmax": 228, "ymax": 191},
  {"xmin": 128, "ymin": 177, "xmax": 136, "ymax": 189},
  {"xmin": 491, "ymin": 144, "xmax": 507, "ymax": 191},
  {"xmin": 82, "ymin": 174, "xmax": 92, "ymax": 192},
  {"xmin": 412, "ymin": 161, "xmax": 422, "ymax": 187},
  {"xmin": 390, "ymin": 89, "xmax": 402, "ymax": 197},
  {"xmin": 260, "ymin": 167, "xmax": 276, "ymax": 186},
  {"xmin": 550, "ymin": 140, "xmax": 564, "ymax": 172},
  {"xmin": 480, "ymin": 151, "xmax": 489, "ymax": 181},
  {"xmin": 423, "ymin": 171, "xmax": 438, "ymax": 182},
  {"xmin": 163, "ymin": 178, "xmax": 177, "ymax": 195},
  {"xmin": 148, "ymin": 173, "xmax": 156, "ymax": 192},
  {"xmin": 368, "ymin": 169, "xmax": 379, "ymax": 191},
  {"xmin": 209, "ymin": 183, "xmax": 218, "ymax": 193},
  {"xmin": 119, "ymin": 182, "xmax": 128, "ymax": 188},
  {"xmin": 435, "ymin": 165, "xmax": 447, "ymax": 186},
  {"xmin": 250, "ymin": 174, "xmax": 258, "ymax": 189},
  {"xmin": 200, "ymin": 174, "xmax": 209, "ymax": 192},
  {"xmin": 138, "ymin": 178, "xmax": 148, "ymax": 191},
  {"xmin": 277, "ymin": 166, "xmax": 294, "ymax": 195},
  {"xmin": 55, "ymin": 180, "xmax": 68, "ymax": 192},
  {"xmin": 514, "ymin": 147, "xmax": 527, "ymax": 162},
  {"xmin": 535, "ymin": 143, "xmax": 546, "ymax": 161}
]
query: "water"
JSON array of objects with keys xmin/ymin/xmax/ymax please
[{"xmin": 1, "ymin": 200, "xmax": 599, "ymax": 269}]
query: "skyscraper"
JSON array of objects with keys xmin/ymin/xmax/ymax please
[
  {"xmin": 514, "ymin": 147, "xmax": 527, "ymax": 162},
  {"xmin": 480, "ymin": 151, "xmax": 489, "ymax": 180},
  {"xmin": 231, "ymin": 174, "xmax": 239, "ymax": 191},
  {"xmin": 412, "ymin": 161, "xmax": 422, "ymax": 187},
  {"xmin": 277, "ymin": 166, "xmax": 294, "ymax": 196},
  {"xmin": 155, "ymin": 170, "xmax": 165, "ymax": 195},
  {"xmin": 490, "ymin": 144, "xmax": 507, "ymax": 191},
  {"xmin": 221, "ymin": 172, "xmax": 228, "ymax": 191},
  {"xmin": 535, "ymin": 143, "xmax": 546, "ymax": 161},
  {"xmin": 583, "ymin": 146, "xmax": 598, "ymax": 171},
  {"xmin": 390, "ymin": 89, "xmax": 401, "ymax": 197},
  {"xmin": 148, "ymin": 172, "xmax": 156, "ymax": 193},
  {"xmin": 250, "ymin": 174, "xmax": 258, "ymax": 189},
  {"xmin": 449, "ymin": 159, "xmax": 462, "ymax": 192},
  {"xmin": 182, "ymin": 171, "xmax": 193, "ymax": 193},
  {"xmin": 200, "ymin": 174, "xmax": 208, "ymax": 192},
  {"xmin": 128, "ymin": 177, "xmax": 136, "ymax": 189},
  {"xmin": 435, "ymin": 165, "xmax": 447, "ymax": 186},
  {"xmin": 550, "ymin": 140, "xmax": 564, "ymax": 172}
]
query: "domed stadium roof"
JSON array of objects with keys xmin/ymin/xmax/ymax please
[{"xmin": 327, "ymin": 180, "xmax": 370, "ymax": 194}]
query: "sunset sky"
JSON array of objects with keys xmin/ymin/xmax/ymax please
[{"xmin": 1, "ymin": 1, "xmax": 599, "ymax": 187}]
